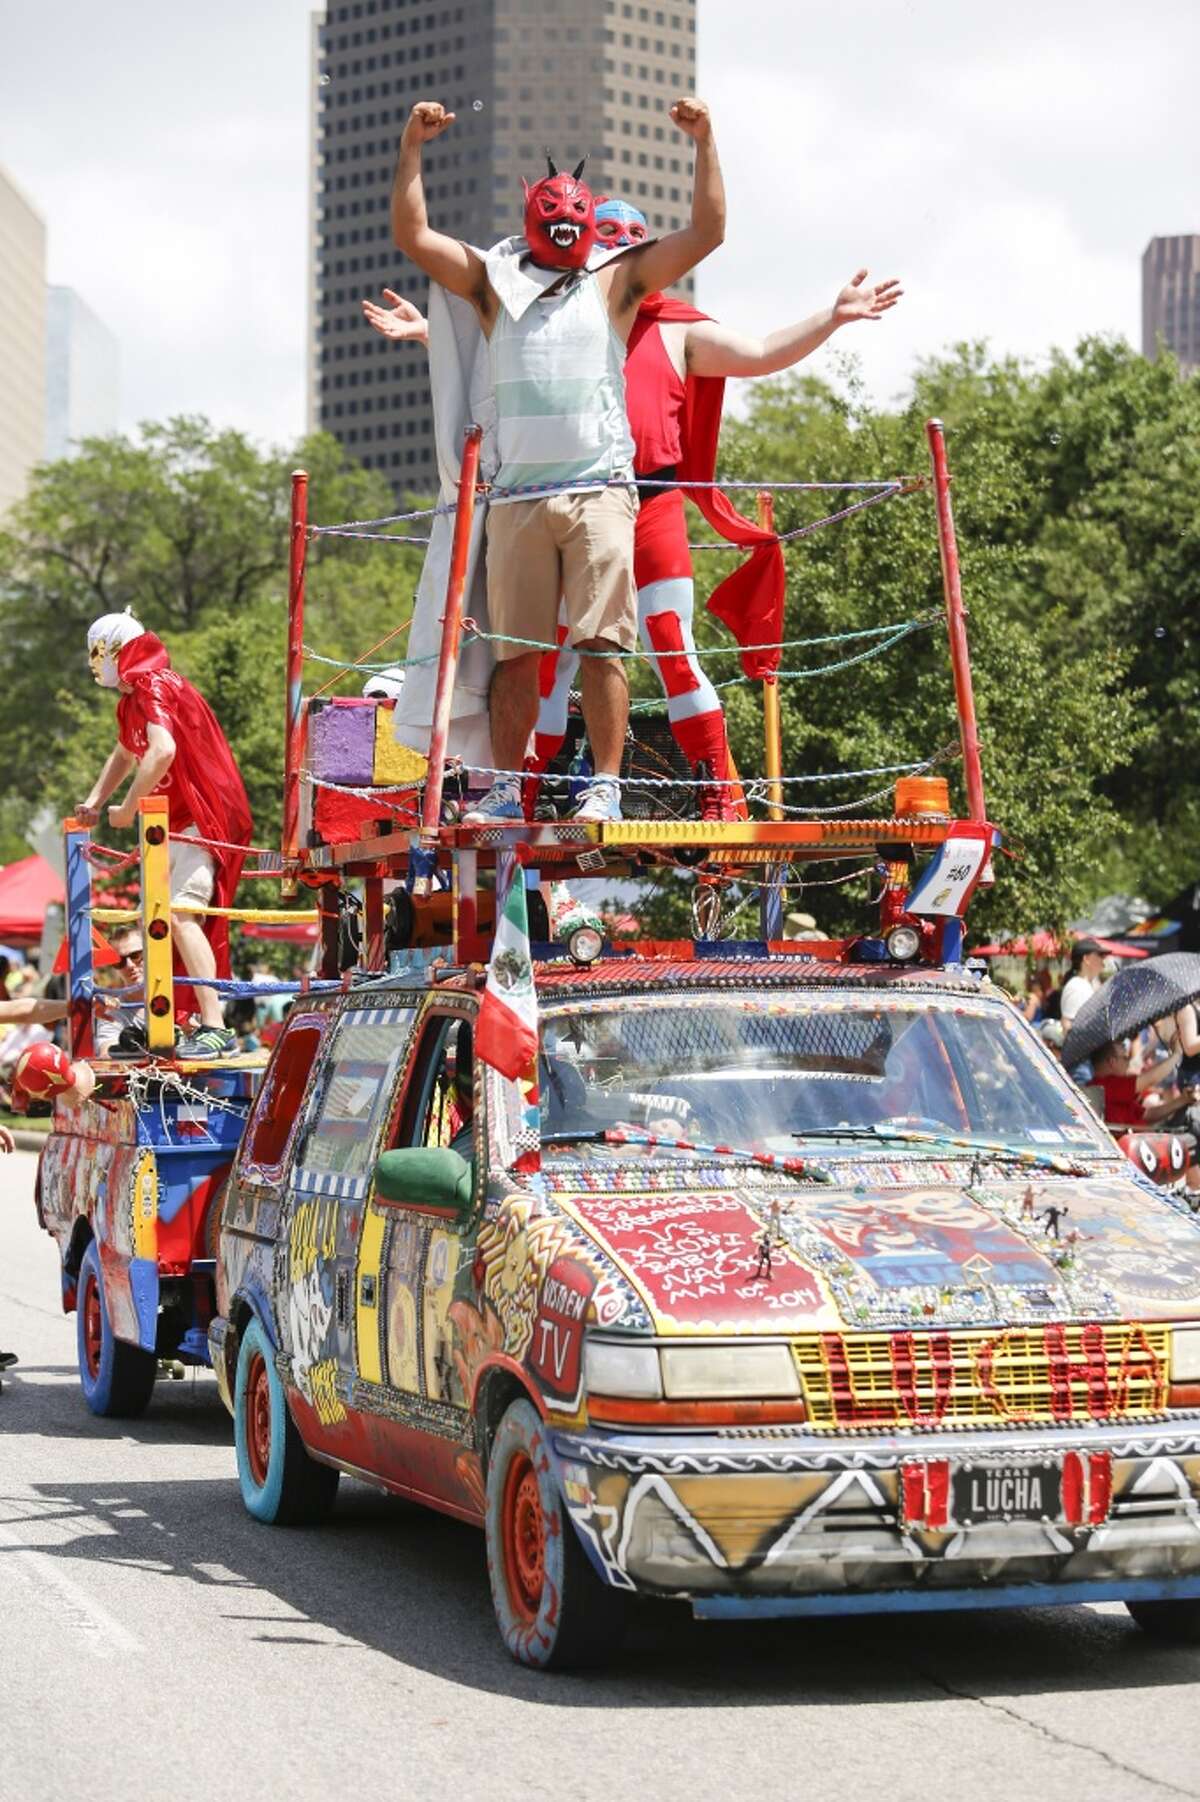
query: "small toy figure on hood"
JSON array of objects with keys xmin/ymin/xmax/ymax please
[{"xmin": 77, "ymin": 612, "xmax": 253, "ymax": 1061}]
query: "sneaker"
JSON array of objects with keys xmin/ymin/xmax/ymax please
[
  {"xmin": 571, "ymin": 777, "xmax": 622, "ymax": 824},
  {"xmin": 177, "ymin": 1026, "xmax": 238, "ymax": 1062},
  {"xmin": 0, "ymin": 1351, "xmax": 17, "ymax": 1371},
  {"xmin": 462, "ymin": 779, "xmax": 525, "ymax": 825},
  {"xmin": 695, "ymin": 760, "xmax": 740, "ymax": 824}
]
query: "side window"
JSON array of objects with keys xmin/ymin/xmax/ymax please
[
  {"xmin": 243, "ymin": 1017, "xmax": 326, "ymax": 1174},
  {"xmin": 295, "ymin": 1009, "xmax": 416, "ymax": 1192},
  {"xmin": 394, "ymin": 1015, "xmax": 475, "ymax": 1156}
]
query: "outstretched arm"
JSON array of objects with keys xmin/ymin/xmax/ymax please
[
  {"xmin": 686, "ymin": 271, "xmax": 903, "ymax": 378},
  {"xmin": 0, "ymin": 997, "xmax": 69, "ymax": 1027},
  {"xmin": 362, "ymin": 289, "xmax": 430, "ymax": 348},
  {"xmin": 606, "ymin": 99, "xmax": 724, "ymax": 323},
  {"xmin": 392, "ymin": 104, "xmax": 494, "ymax": 323},
  {"xmin": 75, "ymin": 743, "xmax": 137, "ymax": 826}
]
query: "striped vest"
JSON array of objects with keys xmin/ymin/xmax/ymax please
[{"xmin": 488, "ymin": 271, "xmax": 635, "ymax": 502}]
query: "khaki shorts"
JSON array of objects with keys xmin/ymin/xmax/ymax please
[
  {"xmin": 485, "ymin": 485, "xmax": 639, "ymax": 662},
  {"xmin": 170, "ymin": 831, "xmax": 216, "ymax": 909}
]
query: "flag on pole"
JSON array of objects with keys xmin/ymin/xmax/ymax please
[{"xmin": 476, "ymin": 866, "xmax": 538, "ymax": 1080}]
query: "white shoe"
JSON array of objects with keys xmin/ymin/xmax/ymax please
[
  {"xmin": 571, "ymin": 778, "xmax": 622, "ymax": 824},
  {"xmin": 462, "ymin": 779, "xmax": 525, "ymax": 825}
]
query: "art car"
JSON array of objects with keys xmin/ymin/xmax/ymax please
[{"xmin": 209, "ymin": 956, "xmax": 1200, "ymax": 1667}]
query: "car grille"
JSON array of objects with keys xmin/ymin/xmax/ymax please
[{"xmin": 792, "ymin": 1322, "xmax": 1171, "ymax": 1431}]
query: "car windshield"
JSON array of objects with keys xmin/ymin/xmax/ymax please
[{"xmin": 538, "ymin": 989, "xmax": 1108, "ymax": 1163}]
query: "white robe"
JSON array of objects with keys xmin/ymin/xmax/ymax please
[{"xmin": 392, "ymin": 238, "xmax": 632, "ymax": 772}]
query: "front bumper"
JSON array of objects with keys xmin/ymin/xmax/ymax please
[{"xmin": 551, "ymin": 1415, "xmax": 1200, "ymax": 1614}]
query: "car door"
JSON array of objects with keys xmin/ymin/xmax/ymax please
[
  {"xmin": 281, "ymin": 999, "xmax": 417, "ymax": 1441},
  {"xmin": 358, "ymin": 1002, "xmax": 484, "ymax": 1511}
]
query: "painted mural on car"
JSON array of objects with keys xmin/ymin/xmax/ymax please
[{"xmin": 209, "ymin": 966, "xmax": 1200, "ymax": 1667}]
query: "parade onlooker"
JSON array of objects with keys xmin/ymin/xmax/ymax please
[
  {"xmin": 1090, "ymin": 1039, "xmax": 1189, "ymax": 1128},
  {"xmin": 1060, "ymin": 939, "xmax": 1106, "ymax": 1032}
]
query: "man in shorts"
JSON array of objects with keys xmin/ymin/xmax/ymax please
[
  {"xmin": 392, "ymin": 95, "xmax": 725, "ymax": 823},
  {"xmin": 77, "ymin": 613, "xmax": 253, "ymax": 1058}
]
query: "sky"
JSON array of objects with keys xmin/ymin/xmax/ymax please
[{"xmin": 1, "ymin": 0, "xmax": 1195, "ymax": 448}]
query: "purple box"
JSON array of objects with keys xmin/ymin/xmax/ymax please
[{"xmin": 309, "ymin": 697, "xmax": 378, "ymax": 787}]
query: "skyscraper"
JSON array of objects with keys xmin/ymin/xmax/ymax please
[
  {"xmin": 308, "ymin": 0, "xmax": 697, "ymax": 498},
  {"xmin": 1142, "ymin": 235, "xmax": 1200, "ymax": 374},
  {"xmin": 0, "ymin": 164, "xmax": 47, "ymax": 517},
  {"xmin": 45, "ymin": 286, "xmax": 121, "ymax": 461}
]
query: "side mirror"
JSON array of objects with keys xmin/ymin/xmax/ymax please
[{"xmin": 373, "ymin": 1147, "xmax": 473, "ymax": 1223}]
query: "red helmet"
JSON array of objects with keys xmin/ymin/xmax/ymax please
[{"xmin": 13, "ymin": 1042, "xmax": 75, "ymax": 1101}]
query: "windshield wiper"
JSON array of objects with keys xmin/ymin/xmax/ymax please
[
  {"xmin": 791, "ymin": 1123, "xmax": 1094, "ymax": 1177},
  {"xmin": 541, "ymin": 1128, "xmax": 833, "ymax": 1183}
]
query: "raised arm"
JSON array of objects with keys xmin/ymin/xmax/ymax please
[
  {"xmin": 685, "ymin": 271, "xmax": 904, "ymax": 378},
  {"xmin": 606, "ymin": 99, "xmax": 724, "ymax": 323},
  {"xmin": 392, "ymin": 104, "xmax": 494, "ymax": 323}
]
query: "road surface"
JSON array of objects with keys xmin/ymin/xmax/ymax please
[{"xmin": 2, "ymin": 1147, "xmax": 1199, "ymax": 1802}]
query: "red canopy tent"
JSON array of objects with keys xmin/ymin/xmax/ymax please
[
  {"xmin": 0, "ymin": 854, "xmax": 64, "ymax": 946},
  {"xmin": 971, "ymin": 930, "xmax": 1149, "ymax": 960}
]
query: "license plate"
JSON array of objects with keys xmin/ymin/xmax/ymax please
[{"xmin": 952, "ymin": 1459, "xmax": 1061, "ymax": 1525}]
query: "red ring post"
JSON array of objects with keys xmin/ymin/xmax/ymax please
[
  {"xmin": 282, "ymin": 469, "xmax": 310, "ymax": 864},
  {"xmin": 421, "ymin": 424, "xmax": 484, "ymax": 837},
  {"xmin": 925, "ymin": 418, "xmax": 986, "ymax": 823}
]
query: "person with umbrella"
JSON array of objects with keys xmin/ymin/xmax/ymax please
[
  {"xmin": 1060, "ymin": 940, "xmax": 1107, "ymax": 1035},
  {"xmin": 1061, "ymin": 951, "xmax": 1200, "ymax": 1075}
]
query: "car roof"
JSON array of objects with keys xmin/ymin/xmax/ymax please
[{"xmin": 329, "ymin": 957, "xmax": 987, "ymax": 1015}]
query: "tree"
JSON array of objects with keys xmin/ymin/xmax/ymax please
[{"xmin": 0, "ymin": 419, "xmax": 425, "ymax": 844}]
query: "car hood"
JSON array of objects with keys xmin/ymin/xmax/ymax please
[{"xmin": 544, "ymin": 1167, "xmax": 1200, "ymax": 1335}]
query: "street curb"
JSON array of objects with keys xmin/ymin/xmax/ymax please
[{"xmin": 8, "ymin": 1132, "xmax": 48, "ymax": 1154}]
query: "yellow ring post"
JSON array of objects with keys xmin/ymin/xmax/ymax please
[{"xmin": 139, "ymin": 796, "xmax": 176, "ymax": 1054}]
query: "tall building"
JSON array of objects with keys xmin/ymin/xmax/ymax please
[
  {"xmin": 1142, "ymin": 235, "xmax": 1200, "ymax": 373},
  {"xmin": 0, "ymin": 164, "xmax": 47, "ymax": 517},
  {"xmin": 45, "ymin": 286, "xmax": 121, "ymax": 461},
  {"xmin": 309, "ymin": 0, "xmax": 698, "ymax": 497}
]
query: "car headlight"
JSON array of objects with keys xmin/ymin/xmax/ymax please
[
  {"xmin": 583, "ymin": 1338, "xmax": 663, "ymax": 1399},
  {"xmin": 659, "ymin": 1343, "xmax": 801, "ymax": 1400},
  {"xmin": 1171, "ymin": 1327, "xmax": 1200, "ymax": 1384}
]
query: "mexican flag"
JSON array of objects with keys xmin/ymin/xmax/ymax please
[{"xmin": 476, "ymin": 867, "xmax": 538, "ymax": 1080}]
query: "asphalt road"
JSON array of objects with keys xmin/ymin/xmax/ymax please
[{"xmin": 2, "ymin": 1146, "xmax": 1200, "ymax": 1802}]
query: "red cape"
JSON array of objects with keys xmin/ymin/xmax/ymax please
[
  {"xmin": 115, "ymin": 633, "xmax": 252, "ymax": 976},
  {"xmin": 635, "ymin": 293, "xmax": 786, "ymax": 678}
]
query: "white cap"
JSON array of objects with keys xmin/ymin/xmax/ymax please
[{"xmin": 361, "ymin": 664, "xmax": 406, "ymax": 701}]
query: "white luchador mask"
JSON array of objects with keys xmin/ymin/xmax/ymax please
[{"xmin": 86, "ymin": 609, "xmax": 145, "ymax": 688}]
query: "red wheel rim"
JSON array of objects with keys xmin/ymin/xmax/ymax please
[
  {"xmin": 501, "ymin": 1450, "xmax": 545, "ymax": 1623},
  {"xmin": 245, "ymin": 1352, "xmax": 272, "ymax": 1488},
  {"xmin": 82, "ymin": 1271, "xmax": 103, "ymax": 1381}
]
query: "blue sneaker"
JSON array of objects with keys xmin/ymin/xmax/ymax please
[
  {"xmin": 571, "ymin": 777, "xmax": 622, "ymax": 824},
  {"xmin": 462, "ymin": 779, "xmax": 525, "ymax": 825}
]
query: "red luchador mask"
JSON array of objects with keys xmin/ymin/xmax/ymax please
[{"xmin": 522, "ymin": 156, "xmax": 596, "ymax": 270}]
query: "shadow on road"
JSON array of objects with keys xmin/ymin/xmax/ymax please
[
  {"xmin": 0, "ymin": 1361, "xmax": 230, "ymax": 1447},
  {"xmin": 0, "ymin": 1446, "xmax": 1197, "ymax": 1706}
]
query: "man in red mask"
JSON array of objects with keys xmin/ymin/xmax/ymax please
[
  {"xmin": 365, "ymin": 203, "xmax": 900, "ymax": 820},
  {"xmin": 392, "ymin": 96, "xmax": 724, "ymax": 825},
  {"xmin": 77, "ymin": 613, "xmax": 253, "ymax": 1059}
]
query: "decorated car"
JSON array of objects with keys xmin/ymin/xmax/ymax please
[
  {"xmin": 209, "ymin": 955, "xmax": 1200, "ymax": 1666},
  {"xmin": 36, "ymin": 1068, "xmax": 254, "ymax": 1415}
]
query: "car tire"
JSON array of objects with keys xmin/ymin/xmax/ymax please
[
  {"xmin": 485, "ymin": 1396, "xmax": 628, "ymax": 1670},
  {"xmin": 1126, "ymin": 1597, "xmax": 1200, "ymax": 1644},
  {"xmin": 233, "ymin": 1316, "xmax": 340, "ymax": 1526},
  {"xmin": 76, "ymin": 1240, "xmax": 158, "ymax": 1418}
]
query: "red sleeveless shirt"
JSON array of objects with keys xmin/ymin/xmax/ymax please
[{"xmin": 625, "ymin": 312, "xmax": 685, "ymax": 474}]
